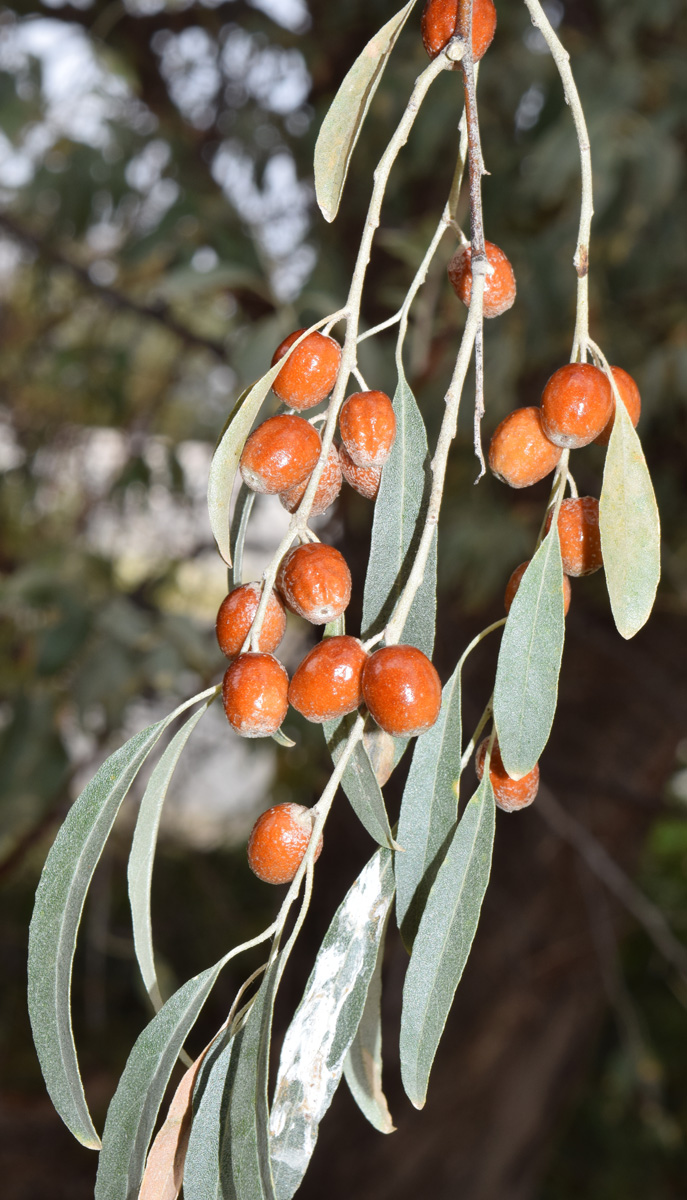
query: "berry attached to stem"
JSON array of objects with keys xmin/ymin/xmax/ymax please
[
  {"xmin": 247, "ymin": 802, "xmax": 323, "ymax": 885},
  {"xmin": 489, "ymin": 406, "xmax": 562, "ymax": 489},
  {"xmin": 339, "ymin": 444, "xmax": 382, "ymax": 500},
  {"xmin": 421, "ymin": 0, "xmax": 497, "ymax": 63},
  {"xmin": 545, "ymin": 496, "xmax": 602, "ymax": 576},
  {"xmin": 279, "ymin": 444, "xmax": 342, "ymax": 516},
  {"xmin": 216, "ymin": 583, "xmax": 286, "ymax": 659},
  {"xmin": 222, "ymin": 652, "xmax": 289, "ymax": 738},
  {"xmin": 240, "ymin": 414, "xmax": 321, "ymax": 495},
  {"xmin": 540, "ymin": 362, "xmax": 613, "ymax": 449},
  {"xmin": 594, "ymin": 366, "xmax": 641, "ymax": 446},
  {"xmin": 476, "ymin": 737, "xmax": 540, "ymax": 812},
  {"xmin": 272, "ymin": 329, "xmax": 342, "ymax": 410},
  {"xmin": 277, "ymin": 542, "xmax": 352, "ymax": 625},
  {"xmin": 289, "ymin": 635, "xmax": 367, "ymax": 723},
  {"xmin": 505, "ymin": 561, "xmax": 571, "ymax": 615},
  {"xmin": 448, "ymin": 240, "xmax": 516, "ymax": 319},
  {"xmin": 362, "ymin": 645, "xmax": 442, "ymax": 737},
  {"xmin": 339, "ymin": 390, "xmax": 396, "ymax": 468}
]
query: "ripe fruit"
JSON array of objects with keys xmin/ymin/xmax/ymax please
[
  {"xmin": 240, "ymin": 414, "xmax": 321, "ymax": 495},
  {"xmin": 247, "ymin": 803, "xmax": 323, "ymax": 885},
  {"xmin": 222, "ymin": 652, "xmax": 288, "ymax": 738},
  {"xmin": 216, "ymin": 583, "xmax": 286, "ymax": 659},
  {"xmin": 476, "ymin": 737, "xmax": 540, "ymax": 813},
  {"xmin": 272, "ymin": 329, "xmax": 342, "ymax": 411},
  {"xmin": 362, "ymin": 645, "xmax": 442, "ymax": 738},
  {"xmin": 595, "ymin": 366, "xmax": 642, "ymax": 446},
  {"xmin": 339, "ymin": 391, "xmax": 396, "ymax": 468},
  {"xmin": 421, "ymin": 0, "xmax": 497, "ymax": 62},
  {"xmin": 489, "ymin": 406, "xmax": 562, "ymax": 489},
  {"xmin": 288, "ymin": 635, "xmax": 367, "ymax": 723},
  {"xmin": 279, "ymin": 444, "xmax": 342, "ymax": 516},
  {"xmin": 545, "ymin": 496, "xmax": 602, "ymax": 577},
  {"xmin": 448, "ymin": 240, "xmax": 516, "ymax": 319},
  {"xmin": 504, "ymin": 561, "xmax": 571, "ymax": 616},
  {"xmin": 339, "ymin": 444, "xmax": 382, "ymax": 500},
  {"xmin": 277, "ymin": 542, "xmax": 352, "ymax": 625},
  {"xmin": 540, "ymin": 362, "xmax": 613, "ymax": 449}
]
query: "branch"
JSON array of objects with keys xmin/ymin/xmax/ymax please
[{"xmin": 0, "ymin": 213, "xmax": 228, "ymax": 361}]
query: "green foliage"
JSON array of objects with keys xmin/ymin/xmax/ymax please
[{"xmin": 324, "ymin": 714, "xmax": 395, "ymax": 848}]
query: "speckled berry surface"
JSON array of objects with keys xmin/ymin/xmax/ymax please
[
  {"xmin": 594, "ymin": 366, "xmax": 642, "ymax": 446},
  {"xmin": 476, "ymin": 737, "xmax": 540, "ymax": 812},
  {"xmin": 448, "ymin": 240, "xmax": 516, "ymax": 319},
  {"xmin": 540, "ymin": 362, "xmax": 613, "ymax": 449},
  {"xmin": 247, "ymin": 803, "xmax": 322, "ymax": 885},
  {"xmin": 339, "ymin": 444, "xmax": 382, "ymax": 500},
  {"xmin": 222, "ymin": 652, "xmax": 289, "ymax": 738},
  {"xmin": 279, "ymin": 444, "xmax": 342, "ymax": 516},
  {"xmin": 240, "ymin": 414, "xmax": 321, "ymax": 495},
  {"xmin": 504, "ymin": 561, "xmax": 571, "ymax": 616},
  {"xmin": 421, "ymin": 0, "xmax": 497, "ymax": 62},
  {"xmin": 289, "ymin": 635, "xmax": 367, "ymax": 723},
  {"xmin": 489, "ymin": 406, "xmax": 562, "ymax": 489},
  {"xmin": 277, "ymin": 542, "xmax": 352, "ymax": 625},
  {"xmin": 271, "ymin": 329, "xmax": 342, "ymax": 410},
  {"xmin": 545, "ymin": 496, "xmax": 603, "ymax": 577},
  {"xmin": 216, "ymin": 583, "xmax": 286, "ymax": 659},
  {"xmin": 339, "ymin": 391, "xmax": 396, "ymax": 468},
  {"xmin": 362, "ymin": 645, "xmax": 442, "ymax": 737}
]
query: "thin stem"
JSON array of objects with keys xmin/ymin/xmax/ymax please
[
  {"xmin": 457, "ymin": 618, "xmax": 506, "ymax": 672},
  {"xmin": 522, "ymin": 0, "xmax": 593, "ymax": 362},
  {"xmin": 566, "ymin": 468, "xmax": 579, "ymax": 498},
  {"xmin": 458, "ymin": 696, "xmax": 493, "ymax": 777}
]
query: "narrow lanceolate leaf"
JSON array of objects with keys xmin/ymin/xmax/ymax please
[
  {"xmin": 493, "ymin": 528, "xmax": 566, "ymax": 779},
  {"xmin": 270, "ymin": 727, "xmax": 296, "ymax": 749},
  {"xmin": 27, "ymin": 686, "xmax": 217, "ymax": 1150},
  {"xmin": 230, "ymin": 483, "xmax": 255, "ymax": 588},
  {"xmin": 324, "ymin": 714, "xmax": 396, "ymax": 848},
  {"xmin": 343, "ymin": 912, "xmax": 395, "ymax": 1134},
  {"xmin": 362, "ymin": 370, "xmax": 437, "ymax": 659},
  {"xmin": 207, "ymin": 322, "xmax": 326, "ymax": 566},
  {"xmin": 600, "ymin": 399, "xmax": 661, "ymax": 639},
  {"xmin": 399, "ymin": 774, "xmax": 495, "ymax": 1109},
  {"xmin": 129, "ymin": 698, "xmax": 215, "ymax": 1012},
  {"xmin": 138, "ymin": 1049, "xmax": 208, "ymax": 1200},
  {"xmin": 270, "ymin": 850, "xmax": 395, "ymax": 1198},
  {"xmin": 183, "ymin": 1036, "xmax": 235, "ymax": 1200},
  {"xmin": 314, "ymin": 0, "xmax": 418, "ymax": 222},
  {"xmin": 395, "ymin": 664, "xmax": 462, "ymax": 948},
  {"xmin": 95, "ymin": 957, "xmax": 229, "ymax": 1200}
]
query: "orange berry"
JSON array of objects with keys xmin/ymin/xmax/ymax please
[
  {"xmin": 475, "ymin": 737, "xmax": 539, "ymax": 813},
  {"xmin": 271, "ymin": 329, "xmax": 342, "ymax": 411},
  {"xmin": 279, "ymin": 444, "xmax": 342, "ymax": 517},
  {"xmin": 216, "ymin": 583, "xmax": 286, "ymax": 659},
  {"xmin": 489, "ymin": 406, "xmax": 562, "ymax": 489},
  {"xmin": 339, "ymin": 391, "xmax": 396, "ymax": 468},
  {"xmin": 448, "ymin": 240, "xmax": 516, "ymax": 319},
  {"xmin": 540, "ymin": 363, "xmax": 613, "ymax": 449},
  {"xmin": 240, "ymin": 414, "xmax": 321, "ymax": 495},
  {"xmin": 545, "ymin": 496, "xmax": 602, "ymax": 577},
  {"xmin": 362, "ymin": 645, "xmax": 442, "ymax": 738},
  {"xmin": 247, "ymin": 803, "xmax": 323, "ymax": 885},
  {"xmin": 277, "ymin": 542, "xmax": 352, "ymax": 625},
  {"xmin": 222, "ymin": 652, "xmax": 288, "ymax": 738},
  {"xmin": 594, "ymin": 366, "xmax": 642, "ymax": 446},
  {"xmin": 421, "ymin": 0, "xmax": 497, "ymax": 62},
  {"xmin": 504, "ymin": 560, "xmax": 571, "ymax": 616},
  {"xmin": 288, "ymin": 635, "xmax": 367, "ymax": 723},
  {"xmin": 339, "ymin": 444, "xmax": 382, "ymax": 500}
]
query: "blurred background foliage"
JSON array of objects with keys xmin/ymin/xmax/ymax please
[{"xmin": 1, "ymin": 0, "xmax": 687, "ymax": 1195}]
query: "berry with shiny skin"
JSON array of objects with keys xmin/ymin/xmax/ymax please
[
  {"xmin": 216, "ymin": 583, "xmax": 286, "ymax": 659},
  {"xmin": 595, "ymin": 366, "xmax": 642, "ymax": 446},
  {"xmin": 362, "ymin": 645, "xmax": 442, "ymax": 738},
  {"xmin": 288, "ymin": 635, "xmax": 367, "ymax": 723},
  {"xmin": 476, "ymin": 737, "xmax": 540, "ymax": 813},
  {"xmin": 277, "ymin": 542, "xmax": 352, "ymax": 625},
  {"xmin": 448, "ymin": 240, "xmax": 516, "ymax": 319},
  {"xmin": 271, "ymin": 329, "xmax": 342, "ymax": 410},
  {"xmin": 504, "ymin": 561, "xmax": 571, "ymax": 616},
  {"xmin": 247, "ymin": 803, "xmax": 323, "ymax": 885},
  {"xmin": 489, "ymin": 406, "xmax": 562, "ymax": 489},
  {"xmin": 339, "ymin": 444, "xmax": 381, "ymax": 500},
  {"xmin": 545, "ymin": 496, "xmax": 602, "ymax": 576},
  {"xmin": 240, "ymin": 414, "xmax": 321, "ymax": 495},
  {"xmin": 421, "ymin": 0, "xmax": 497, "ymax": 62},
  {"xmin": 339, "ymin": 391, "xmax": 396, "ymax": 468},
  {"xmin": 279, "ymin": 444, "xmax": 342, "ymax": 516},
  {"xmin": 222, "ymin": 652, "xmax": 288, "ymax": 738},
  {"xmin": 540, "ymin": 362, "xmax": 613, "ymax": 449}
]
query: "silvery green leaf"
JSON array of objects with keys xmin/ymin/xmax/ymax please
[
  {"xmin": 600, "ymin": 399, "xmax": 661, "ymax": 639},
  {"xmin": 27, "ymin": 686, "xmax": 217, "ymax": 1150},
  {"xmin": 184, "ymin": 1036, "xmax": 235, "ymax": 1200},
  {"xmin": 493, "ymin": 527, "xmax": 565, "ymax": 779},
  {"xmin": 343, "ymin": 912, "xmax": 394, "ymax": 1134},
  {"xmin": 395, "ymin": 663, "xmax": 462, "ymax": 948},
  {"xmin": 314, "ymin": 1, "xmax": 418, "ymax": 222},
  {"xmin": 230, "ymin": 484, "xmax": 255, "ymax": 588},
  {"xmin": 399, "ymin": 773, "xmax": 495, "ymax": 1109},
  {"xmin": 324, "ymin": 714, "xmax": 395, "ymax": 848},
  {"xmin": 270, "ymin": 850, "xmax": 395, "ymax": 1198}
]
